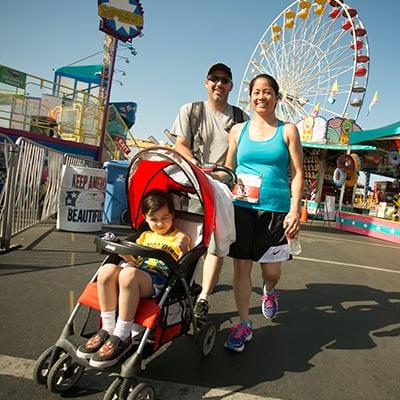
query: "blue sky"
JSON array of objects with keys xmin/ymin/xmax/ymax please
[{"xmin": 1, "ymin": 0, "xmax": 399, "ymax": 143}]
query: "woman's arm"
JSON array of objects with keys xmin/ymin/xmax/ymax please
[{"xmin": 284, "ymin": 123, "xmax": 304, "ymax": 237}]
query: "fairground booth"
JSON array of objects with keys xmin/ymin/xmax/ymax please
[
  {"xmin": 234, "ymin": 1, "xmax": 379, "ymax": 229},
  {"xmin": 296, "ymin": 115, "xmax": 375, "ymax": 218},
  {"xmin": 333, "ymin": 121, "xmax": 400, "ymax": 244}
]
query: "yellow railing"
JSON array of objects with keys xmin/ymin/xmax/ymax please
[
  {"xmin": 0, "ymin": 66, "xmax": 103, "ymax": 146},
  {"xmin": 0, "ymin": 65, "xmax": 139, "ymax": 161}
]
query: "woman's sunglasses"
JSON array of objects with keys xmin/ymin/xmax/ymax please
[{"xmin": 207, "ymin": 75, "xmax": 231, "ymax": 84}]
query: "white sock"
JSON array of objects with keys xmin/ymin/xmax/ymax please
[
  {"xmin": 101, "ymin": 310, "xmax": 116, "ymax": 334},
  {"xmin": 197, "ymin": 293, "xmax": 208, "ymax": 302},
  {"xmin": 113, "ymin": 318, "xmax": 133, "ymax": 342}
]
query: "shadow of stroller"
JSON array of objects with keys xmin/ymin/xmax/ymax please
[{"xmin": 141, "ymin": 283, "xmax": 400, "ymax": 393}]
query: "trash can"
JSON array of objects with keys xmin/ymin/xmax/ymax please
[{"xmin": 103, "ymin": 160, "xmax": 130, "ymax": 225}]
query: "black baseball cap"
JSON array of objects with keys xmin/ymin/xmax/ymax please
[{"xmin": 207, "ymin": 63, "xmax": 232, "ymax": 80}]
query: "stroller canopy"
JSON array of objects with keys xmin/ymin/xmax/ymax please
[{"xmin": 126, "ymin": 147, "xmax": 215, "ymax": 246}]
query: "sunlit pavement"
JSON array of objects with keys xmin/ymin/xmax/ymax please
[{"xmin": 1, "ymin": 220, "xmax": 399, "ymax": 400}]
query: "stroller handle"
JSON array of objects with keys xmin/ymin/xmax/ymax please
[
  {"xmin": 200, "ymin": 164, "xmax": 237, "ymax": 186},
  {"xmin": 94, "ymin": 236, "xmax": 184, "ymax": 276}
]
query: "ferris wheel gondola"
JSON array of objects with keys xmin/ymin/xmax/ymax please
[{"xmin": 237, "ymin": 0, "xmax": 370, "ymax": 123}]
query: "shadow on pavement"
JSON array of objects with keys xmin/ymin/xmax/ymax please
[
  {"xmin": 0, "ymin": 261, "xmax": 103, "ymax": 277},
  {"xmin": 140, "ymin": 283, "xmax": 400, "ymax": 393}
]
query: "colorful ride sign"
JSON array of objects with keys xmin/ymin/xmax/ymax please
[{"xmin": 98, "ymin": 0, "xmax": 144, "ymax": 42}]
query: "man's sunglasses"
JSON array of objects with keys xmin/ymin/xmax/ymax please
[{"xmin": 207, "ymin": 75, "xmax": 231, "ymax": 84}]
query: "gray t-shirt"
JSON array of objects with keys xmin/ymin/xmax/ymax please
[{"xmin": 171, "ymin": 101, "xmax": 248, "ymax": 164}]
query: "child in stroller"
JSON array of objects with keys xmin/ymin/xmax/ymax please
[
  {"xmin": 77, "ymin": 189, "xmax": 191, "ymax": 368},
  {"xmin": 33, "ymin": 147, "xmax": 222, "ymax": 399}
]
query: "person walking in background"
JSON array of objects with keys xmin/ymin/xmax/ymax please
[
  {"xmin": 171, "ymin": 63, "xmax": 248, "ymax": 321},
  {"xmin": 224, "ymin": 73, "xmax": 304, "ymax": 352}
]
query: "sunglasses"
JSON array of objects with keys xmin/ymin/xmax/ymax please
[{"xmin": 207, "ymin": 75, "xmax": 231, "ymax": 84}]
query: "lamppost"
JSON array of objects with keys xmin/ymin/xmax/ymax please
[
  {"xmin": 97, "ymin": 35, "xmax": 118, "ymax": 163},
  {"xmin": 96, "ymin": 0, "xmax": 144, "ymax": 162}
]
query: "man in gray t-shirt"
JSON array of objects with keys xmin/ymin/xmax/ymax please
[
  {"xmin": 171, "ymin": 63, "xmax": 248, "ymax": 321},
  {"xmin": 172, "ymin": 101, "xmax": 238, "ymax": 165}
]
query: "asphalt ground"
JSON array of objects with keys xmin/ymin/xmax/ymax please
[{"xmin": 0, "ymin": 220, "xmax": 399, "ymax": 400}]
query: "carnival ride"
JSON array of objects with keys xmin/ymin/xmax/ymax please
[
  {"xmin": 237, "ymin": 0, "xmax": 378, "ymax": 212},
  {"xmin": 0, "ymin": 64, "xmax": 133, "ymax": 161},
  {"xmin": 237, "ymin": 0, "xmax": 370, "ymax": 124},
  {"xmin": 0, "ymin": 0, "xmax": 144, "ymax": 163}
]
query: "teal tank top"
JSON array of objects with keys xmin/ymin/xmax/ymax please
[{"xmin": 234, "ymin": 120, "xmax": 290, "ymax": 212}]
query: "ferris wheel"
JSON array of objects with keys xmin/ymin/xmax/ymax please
[{"xmin": 237, "ymin": 0, "xmax": 370, "ymax": 123}]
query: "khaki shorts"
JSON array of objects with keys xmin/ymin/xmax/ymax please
[
  {"xmin": 207, "ymin": 233, "xmax": 223, "ymax": 257},
  {"xmin": 186, "ymin": 196, "xmax": 227, "ymax": 257}
]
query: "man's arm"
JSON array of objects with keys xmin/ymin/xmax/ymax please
[
  {"xmin": 171, "ymin": 103, "xmax": 197, "ymax": 163},
  {"xmin": 175, "ymin": 136, "xmax": 196, "ymax": 162},
  {"xmin": 224, "ymin": 123, "xmax": 242, "ymax": 170}
]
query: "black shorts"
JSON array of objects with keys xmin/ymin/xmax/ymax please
[{"xmin": 228, "ymin": 206, "xmax": 290, "ymax": 263}]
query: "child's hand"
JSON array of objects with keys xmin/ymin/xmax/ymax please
[
  {"xmin": 176, "ymin": 233, "xmax": 190, "ymax": 254},
  {"xmin": 119, "ymin": 254, "xmax": 138, "ymax": 264}
]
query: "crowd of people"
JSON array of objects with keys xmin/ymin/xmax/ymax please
[{"xmin": 77, "ymin": 62, "xmax": 304, "ymax": 364}]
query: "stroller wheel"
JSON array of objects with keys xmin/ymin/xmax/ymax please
[
  {"xmin": 46, "ymin": 353, "xmax": 85, "ymax": 394},
  {"xmin": 127, "ymin": 383, "xmax": 155, "ymax": 400},
  {"xmin": 33, "ymin": 346, "xmax": 64, "ymax": 385},
  {"xmin": 197, "ymin": 321, "xmax": 216, "ymax": 358},
  {"xmin": 104, "ymin": 377, "xmax": 136, "ymax": 400}
]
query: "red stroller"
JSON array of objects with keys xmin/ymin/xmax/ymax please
[{"xmin": 33, "ymin": 147, "xmax": 230, "ymax": 400}]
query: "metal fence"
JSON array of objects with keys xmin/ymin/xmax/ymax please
[{"xmin": 0, "ymin": 133, "xmax": 101, "ymax": 250}]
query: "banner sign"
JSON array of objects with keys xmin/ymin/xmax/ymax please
[
  {"xmin": 327, "ymin": 117, "xmax": 362, "ymax": 145},
  {"xmin": 114, "ymin": 136, "xmax": 131, "ymax": 156},
  {"xmin": 111, "ymin": 101, "xmax": 137, "ymax": 128},
  {"xmin": 107, "ymin": 102, "xmax": 137, "ymax": 138},
  {"xmin": 57, "ymin": 165, "xmax": 107, "ymax": 232},
  {"xmin": 0, "ymin": 65, "xmax": 27, "ymax": 89},
  {"xmin": 98, "ymin": 0, "xmax": 144, "ymax": 42},
  {"xmin": 107, "ymin": 105, "xmax": 127, "ymax": 138}
]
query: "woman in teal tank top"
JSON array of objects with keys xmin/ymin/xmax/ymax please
[
  {"xmin": 235, "ymin": 119, "xmax": 290, "ymax": 212},
  {"xmin": 223, "ymin": 74, "xmax": 304, "ymax": 353}
]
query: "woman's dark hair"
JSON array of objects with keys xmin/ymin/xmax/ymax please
[
  {"xmin": 141, "ymin": 189, "xmax": 175, "ymax": 216},
  {"xmin": 249, "ymin": 74, "xmax": 280, "ymax": 96}
]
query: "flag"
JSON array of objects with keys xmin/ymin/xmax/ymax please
[
  {"xmin": 311, "ymin": 103, "xmax": 320, "ymax": 117},
  {"xmin": 65, "ymin": 190, "xmax": 81, "ymax": 207},
  {"xmin": 111, "ymin": 102, "xmax": 137, "ymax": 128},
  {"xmin": 366, "ymin": 91, "xmax": 379, "ymax": 116},
  {"xmin": 328, "ymin": 80, "xmax": 338, "ymax": 104}
]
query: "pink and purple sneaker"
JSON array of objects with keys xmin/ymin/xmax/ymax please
[
  {"xmin": 224, "ymin": 322, "xmax": 253, "ymax": 352},
  {"xmin": 262, "ymin": 286, "xmax": 280, "ymax": 319}
]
